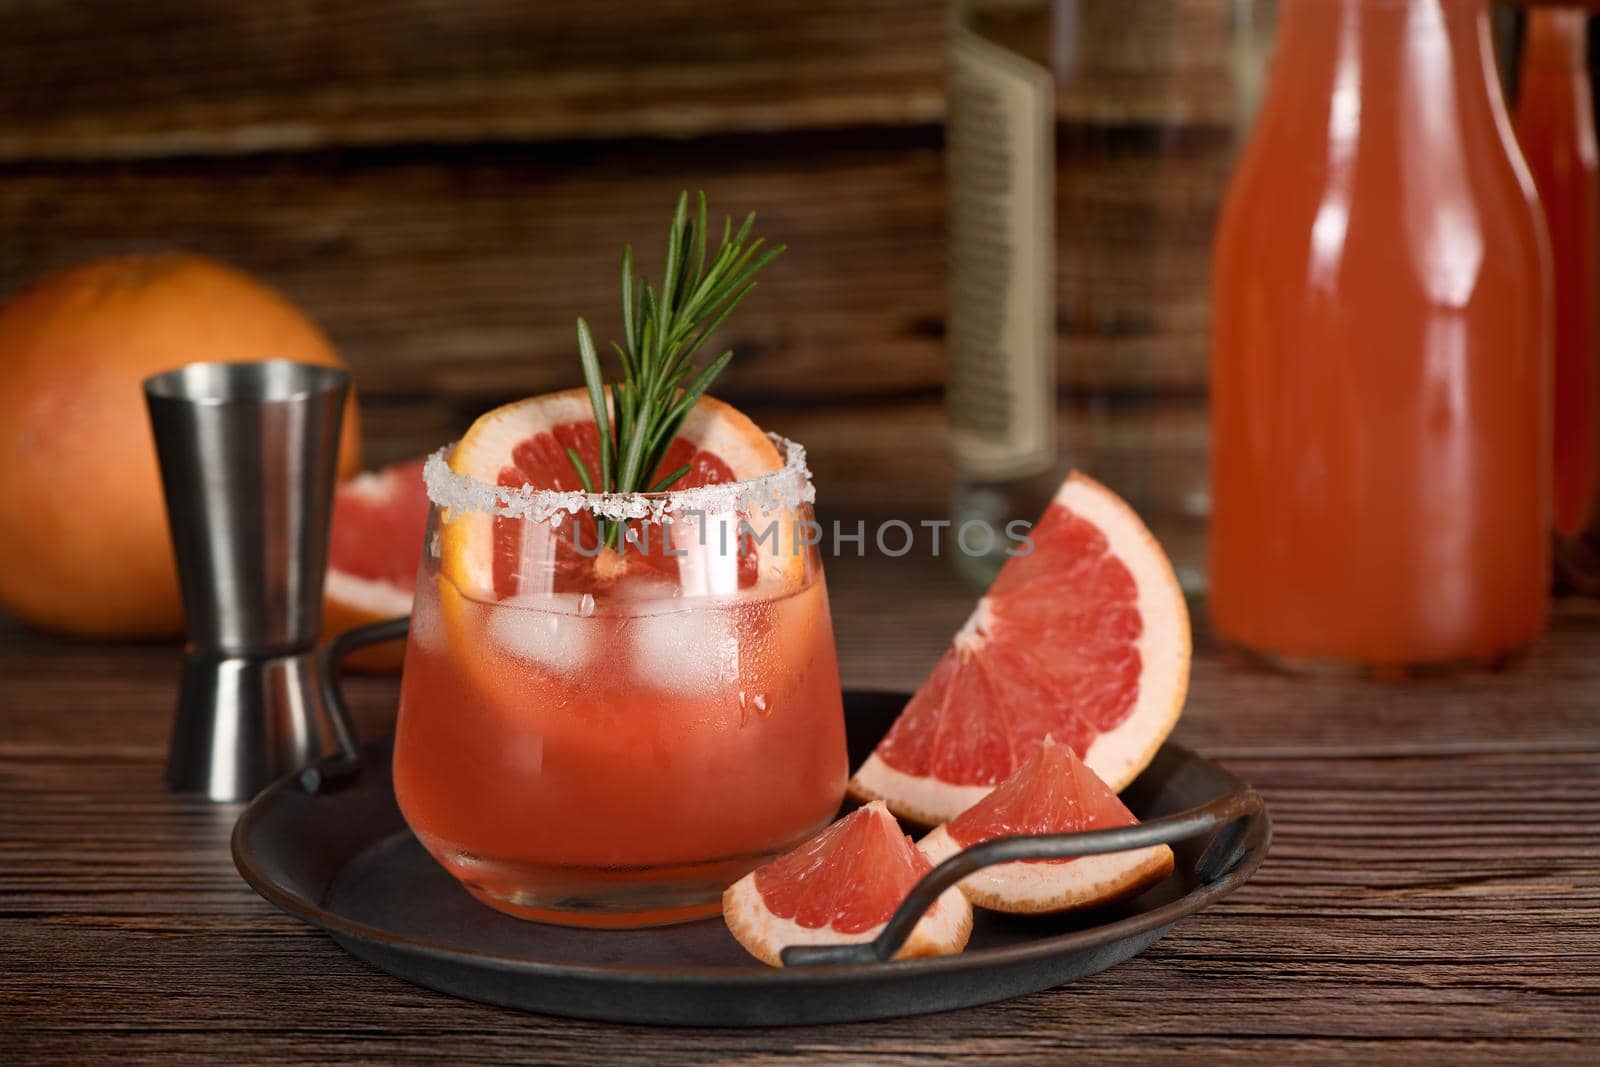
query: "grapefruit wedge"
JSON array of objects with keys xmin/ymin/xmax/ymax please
[
  {"xmin": 850, "ymin": 472, "xmax": 1190, "ymax": 825},
  {"xmin": 723, "ymin": 801, "xmax": 972, "ymax": 967},
  {"xmin": 440, "ymin": 387, "xmax": 789, "ymax": 600},
  {"xmin": 918, "ymin": 736, "xmax": 1175, "ymax": 914},
  {"xmin": 324, "ymin": 456, "xmax": 431, "ymax": 672}
]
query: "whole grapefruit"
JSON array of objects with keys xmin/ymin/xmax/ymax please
[{"xmin": 0, "ymin": 252, "xmax": 362, "ymax": 638}]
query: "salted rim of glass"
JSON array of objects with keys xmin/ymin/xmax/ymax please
[{"xmin": 421, "ymin": 433, "xmax": 815, "ymax": 521}]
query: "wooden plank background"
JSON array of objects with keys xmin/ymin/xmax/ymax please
[
  {"xmin": 0, "ymin": 0, "xmax": 1240, "ymax": 554},
  {"xmin": 0, "ymin": 1, "xmax": 946, "ymax": 159},
  {"xmin": 0, "ymin": 2, "xmax": 1576, "ymax": 543}
]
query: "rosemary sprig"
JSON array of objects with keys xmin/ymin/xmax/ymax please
[{"xmin": 568, "ymin": 191, "xmax": 784, "ymax": 545}]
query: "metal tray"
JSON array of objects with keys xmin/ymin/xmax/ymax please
[{"xmin": 232, "ymin": 620, "xmax": 1270, "ymax": 1026}]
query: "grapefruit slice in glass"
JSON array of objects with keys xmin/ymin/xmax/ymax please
[
  {"xmin": 432, "ymin": 387, "xmax": 813, "ymax": 733},
  {"xmin": 918, "ymin": 736, "xmax": 1175, "ymax": 913},
  {"xmin": 324, "ymin": 456, "xmax": 431, "ymax": 672},
  {"xmin": 723, "ymin": 801, "xmax": 972, "ymax": 967},
  {"xmin": 439, "ymin": 387, "xmax": 788, "ymax": 600},
  {"xmin": 850, "ymin": 472, "xmax": 1190, "ymax": 825}
]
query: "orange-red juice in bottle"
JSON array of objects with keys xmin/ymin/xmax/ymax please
[
  {"xmin": 1209, "ymin": 0, "xmax": 1552, "ymax": 669},
  {"xmin": 1516, "ymin": 7, "xmax": 1600, "ymax": 562}
]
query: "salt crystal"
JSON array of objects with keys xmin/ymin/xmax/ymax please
[{"xmin": 422, "ymin": 434, "xmax": 815, "ymax": 524}]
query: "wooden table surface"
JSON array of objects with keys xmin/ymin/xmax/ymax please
[
  {"xmin": 3, "ymin": 550, "xmax": 1600, "ymax": 1067},
  {"xmin": 3, "ymin": 546, "xmax": 1597, "ymax": 1065}
]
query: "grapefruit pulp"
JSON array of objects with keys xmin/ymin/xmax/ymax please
[
  {"xmin": 918, "ymin": 736, "xmax": 1174, "ymax": 913},
  {"xmin": 432, "ymin": 387, "xmax": 815, "ymax": 731},
  {"xmin": 440, "ymin": 387, "xmax": 789, "ymax": 601},
  {"xmin": 849, "ymin": 472, "xmax": 1190, "ymax": 825},
  {"xmin": 324, "ymin": 456, "xmax": 431, "ymax": 672},
  {"xmin": 723, "ymin": 801, "xmax": 973, "ymax": 966}
]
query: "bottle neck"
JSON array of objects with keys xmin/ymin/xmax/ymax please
[
  {"xmin": 1522, "ymin": 7, "xmax": 1588, "ymax": 72},
  {"xmin": 1262, "ymin": 0, "xmax": 1506, "ymax": 135},
  {"xmin": 1238, "ymin": 0, "xmax": 1537, "ymax": 310},
  {"xmin": 1273, "ymin": 0, "xmax": 1495, "ymax": 68}
]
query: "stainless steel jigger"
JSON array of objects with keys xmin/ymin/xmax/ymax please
[{"xmin": 144, "ymin": 360, "xmax": 350, "ymax": 801}]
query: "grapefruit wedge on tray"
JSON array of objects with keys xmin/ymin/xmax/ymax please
[
  {"xmin": 723, "ymin": 801, "xmax": 973, "ymax": 967},
  {"xmin": 324, "ymin": 456, "xmax": 431, "ymax": 672},
  {"xmin": 850, "ymin": 472, "xmax": 1191, "ymax": 826},
  {"xmin": 918, "ymin": 736, "xmax": 1175, "ymax": 914}
]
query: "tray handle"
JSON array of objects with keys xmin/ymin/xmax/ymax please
[
  {"xmin": 298, "ymin": 615, "xmax": 411, "ymax": 794},
  {"xmin": 780, "ymin": 785, "xmax": 1266, "ymax": 968}
]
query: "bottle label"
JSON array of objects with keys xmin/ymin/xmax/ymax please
[{"xmin": 947, "ymin": 17, "xmax": 1056, "ymax": 480}]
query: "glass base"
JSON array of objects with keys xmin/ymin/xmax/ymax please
[
  {"xmin": 952, "ymin": 472, "xmax": 1209, "ymax": 593},
  {"xmin": 950, "ymin": 479, "xmax": 1036, "ymax": 590},
  {"xmin": 1556, "ymin": 531, "xmax": 1600, "ymax": 595},
  {"xmin": 417, "ymin": 830, "xmax": 794, "ymax": 929},
  {"xmin": 1215, "ymin": 634, "xmax": 1525, "ymax": 680},
  {"xmin": 464, "ymin": 885, "xmax": 724, "ymax": 928}
]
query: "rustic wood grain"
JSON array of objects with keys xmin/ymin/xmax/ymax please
[
  {"xmin": 0, "ymin": 0, "xmax": 944, "ymax": 162},
  {"xmin": 0, "ymin": 134, "xmax": 1234, "ymax": 408},
  {"xmin": 2, "ymin": 637, "xmax": 1597, "ymax": 1063},
  {"xmin": 0, "ymin": 133, "xmax": 947, "ymax": 403}
]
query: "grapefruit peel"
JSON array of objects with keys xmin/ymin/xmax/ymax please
[
  {"xmin": 850, "ymin": 472, "xmax": 1190, "ymax": 826},
  {"xmin": 322, "ymin": 456, "xmax": 431, "ymax": 672},
  {"xmin": 426, "ymin": 389, "xmax": 813, "ymax": 601},
  {"xmin": 918, "ymin": 737, "xmax": 1175, "ymax": 914},
  {"xmin": 722, "ymin": 801, "xmax": 973, "ymax": 967}
]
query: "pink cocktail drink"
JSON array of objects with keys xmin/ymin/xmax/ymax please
[{"xmin": 393, "ymin": 436, "xmax": 848, "ymax": 927}]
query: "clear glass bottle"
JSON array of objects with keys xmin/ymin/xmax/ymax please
[{"xmin": 945, "ymin": 0, "xmax": 1275, "ymax": 589}]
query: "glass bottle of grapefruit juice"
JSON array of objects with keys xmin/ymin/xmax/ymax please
[
  {"xmin": 1209, "ymin": 0, "xmax": 1552, "ymax": 669},
  {"xmin": 1515, "ymin": 5, "xmax": 1600, "ymax": 589},
  {"xmin": 392, "ymin": 441, "xmax": 848, "ymax": 927}
]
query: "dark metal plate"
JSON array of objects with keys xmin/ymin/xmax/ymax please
[{"xmin": 232, "ymin": 690, "xmax": 1270, "ymax": 1026}]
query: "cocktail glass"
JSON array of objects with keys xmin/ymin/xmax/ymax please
[{"xmin": 393, "ymin": 436, "xmax": 848, "ymax": 927}]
